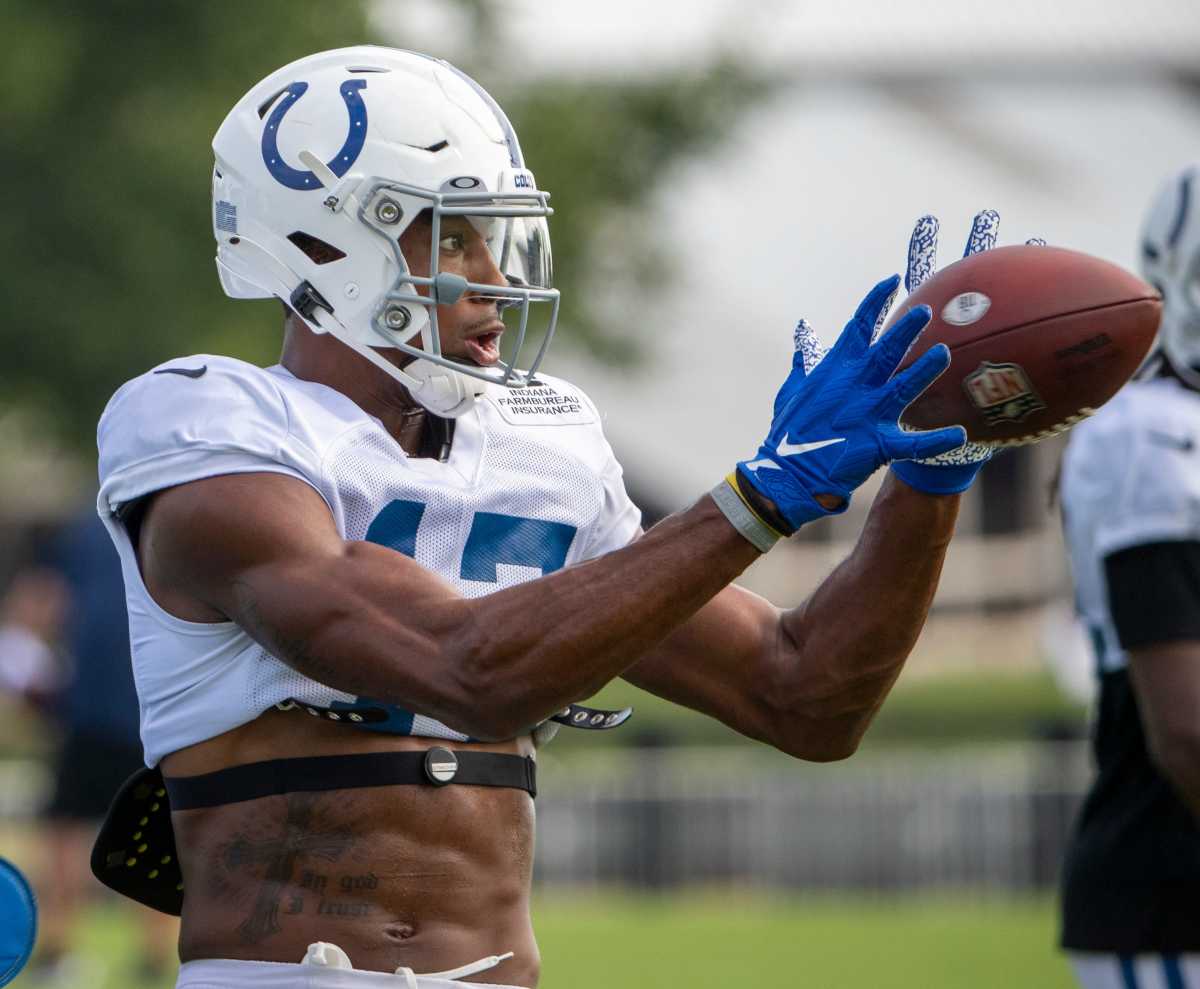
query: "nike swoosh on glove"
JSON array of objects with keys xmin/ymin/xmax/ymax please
[{"xmin": 738, "ymin": 275, "xmax": 968, "ymax": 531}]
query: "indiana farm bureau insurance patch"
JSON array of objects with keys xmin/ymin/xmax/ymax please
[{"xmin": 490, "ymin": 383, "xmax": 597, "ymax": 426}]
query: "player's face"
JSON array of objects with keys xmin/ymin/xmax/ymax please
[{"xmin": 399, "ymin": 213, "xmax": 509, "ymax": 368}]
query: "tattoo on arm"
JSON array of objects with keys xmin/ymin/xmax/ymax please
[{"xmin": 234, "ymin": 580, "xmax": 349, "ymax": 690}]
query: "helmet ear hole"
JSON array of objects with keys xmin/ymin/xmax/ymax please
[
  {"xmin": 288, "ymin": 231, "xmax": 346, "ymax": 265},
  {"xmin": 256, "ymin": 86, "xmax": 289, "ymax": 120}
]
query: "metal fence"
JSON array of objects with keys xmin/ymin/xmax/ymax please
[
  {"xmin": 533, "ymin": 743, "xmax": 1091, "ymax": 891},
  {"xmin": 0, "ymin": 742, "xmax": 1093, "ymax": 892}
]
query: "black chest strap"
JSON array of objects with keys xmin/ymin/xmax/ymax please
[
  {"xmin": 91, "ymin": 747, "xmax": 535, "ymax": 917},
  {"xmin": 164, "ymin": 747, "xmax": 535, "ymax": 808}
]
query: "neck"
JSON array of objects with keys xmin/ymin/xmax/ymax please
[{"xmin": 280, "ymin": 313, "xmax": 435, "ymax": 456}]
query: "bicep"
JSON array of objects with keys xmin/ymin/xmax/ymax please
[
  {"xmin": 621, "ymin": 582, "xmax": 781, "ymax": 743},
  {"xmin": 140, "ymin": 472, "xmax": 467, "ymax": 691}
]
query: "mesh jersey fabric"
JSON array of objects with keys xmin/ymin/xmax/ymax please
[
  {"xmin": 96, "ymin": 356, "xmax": 641, "ymax": 766},
  {"xmin": 1059, "ymin": 373, "xmax": 1200, "ymax": 953},
  {"xmin": 1060, "ymin": 375, "xmax": 1200, "ymax": 674}
]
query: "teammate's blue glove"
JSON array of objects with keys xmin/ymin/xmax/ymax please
[
  {"xmin": 888, "ymin": 211, "xmax": 1045, "ymax": 495},
  {"xmin": 735, "ymin": 275, "xmax": 967, "ymax": 532}
]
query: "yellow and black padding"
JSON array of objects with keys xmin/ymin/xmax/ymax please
[{"xmin": 90, "ymin": 767, "xmax": 183, "ymax": 916}]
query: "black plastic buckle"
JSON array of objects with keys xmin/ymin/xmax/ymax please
[{"xmin": 289, "ymin": 280, "xmax": 334, "ymax": 321}]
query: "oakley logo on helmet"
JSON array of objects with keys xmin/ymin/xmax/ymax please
[{"xmin": 261, "ymin": 79, "xmax": 368, "ymax": 191}]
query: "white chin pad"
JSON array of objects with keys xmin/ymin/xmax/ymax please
[{"xmin": 403, "ymin": 358, "xmax": 488, "ymax": 418}]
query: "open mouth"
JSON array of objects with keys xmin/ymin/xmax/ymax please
[{"xmin": 464, "ymin": 330, "xmax": 503, "ymax": 366}]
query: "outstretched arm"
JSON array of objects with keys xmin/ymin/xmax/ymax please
[
  {"xmin": 140, "ymin": 471, "xmax": 760, "ymax": 744},
  {"xmin": 137, "ymin": 278, "xmax": 959, "ymax": 744},
  {"xmin": 629, "ymin": 210, "xmax": 1020, "ymax": 760},
  {"xmin": 625, "ymin": 473, "xmax": 959, "ymax": 761}
]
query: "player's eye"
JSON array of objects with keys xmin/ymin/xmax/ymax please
[{"xmin": 439, "ymin": 233, "xmax": 466, "ymax": 254}]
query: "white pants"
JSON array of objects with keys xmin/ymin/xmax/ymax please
[
  {"xmin": 176, "ymin": 943, "xmax": 528, "ymax": 989},
  {"xmin": 1069, "ymin": 952, "xmax": 1200, "ymax": 989}
]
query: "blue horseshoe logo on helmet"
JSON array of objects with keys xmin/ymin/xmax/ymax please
[{"xmin": 261, "ymin": 79, "xmax": 368, "ymax": 190}]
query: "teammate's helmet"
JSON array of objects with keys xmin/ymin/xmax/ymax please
[
  {"xmin": 212, "ymin": 47, "xmax": 558, "ymax": 417},
  {"xmin": 1141, "ymin": 164, "xmax": 1200, "ymax": 389}
]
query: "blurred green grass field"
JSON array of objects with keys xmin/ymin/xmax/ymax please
[
  {"xmin": 538, "ymin": 893, "xmax": 1074, "ymax": 988},
  {"xmin": 23, "ymin": 892, "xmax": 1073, "ymax": 989}
]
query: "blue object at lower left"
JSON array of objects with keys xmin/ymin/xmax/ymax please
[{"xmin": 0, "ymin": 858, "xmax": 36, "ymax": 987}]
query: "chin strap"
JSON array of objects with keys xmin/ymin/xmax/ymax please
[
  {"xmin": 401, "ymin": 356, "xmax": 488, "ymax": 418},
  {"xmin": 295, "ymin": 291, "xmax": 487, "ymax": 418}
]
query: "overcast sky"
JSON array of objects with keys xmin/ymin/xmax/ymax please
[{"xmin": 381, "ymin": 0, "xmax": 1200, "ymax": 77}]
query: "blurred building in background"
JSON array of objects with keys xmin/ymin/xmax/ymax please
[{"xmin": 386, "ymin": 0, "xmax": 1200, "ymax": 689}]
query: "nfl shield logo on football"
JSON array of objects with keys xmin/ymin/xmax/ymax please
[{"xmin": 963, "ymin": 361, "xmax": 1046, "ymax": 424}]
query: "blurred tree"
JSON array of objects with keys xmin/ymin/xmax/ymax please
[
  {"xmin": 0, "ymin": 0, "xmax": 373, "ymax": 449},
  {"xmin": 0, "ymin": 0, "xmax": 769, "ymax": 452}
]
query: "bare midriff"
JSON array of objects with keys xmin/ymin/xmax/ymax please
[{"xmin": 162, "ymin": 708, "xmax": 538, "ymax": 986}]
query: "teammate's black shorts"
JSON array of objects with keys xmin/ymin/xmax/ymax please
[{"xmin": 44, "ymin": 729, "xmax": 144, "ymax": 822}]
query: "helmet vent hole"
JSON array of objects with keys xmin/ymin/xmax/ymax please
[
  {"xmin": 347, "ymin": 66, "xmax": 390, "ymax": 73},
  {"xmin": 288, "ymin": 231, "xmax": 347, "ymax": 265},
  {"xmin": 256, "ymin": 86, "xmax": 289, "ymax": 120},
  {"xmin": 424, "ymin": 140, "xmax": 449, "ymax": 153}
]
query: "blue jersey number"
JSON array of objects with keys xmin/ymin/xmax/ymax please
[
  {"xmin": 364, "ymin": 500, "xmax": 576, "ymax": 582},
  {"xmin": 332, "ymin": 501, "xmax": 578, "ymax": 734}
]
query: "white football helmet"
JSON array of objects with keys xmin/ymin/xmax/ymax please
[
  {"xmin": 1141, "ymin": 164, "xmax": 1200, "ymax": 389},
  {"xmin": 212, "ymin": 47, "xmax": 559, "ymax": 417}
]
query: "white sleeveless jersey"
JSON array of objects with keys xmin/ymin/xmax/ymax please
[
  {"xmin": 96, "ymin": 356, "xmax": 641, "ymax": 766},
  {"xmin": 1061, "ymin": 376, "xmax": 1200, "ymax": 674}
]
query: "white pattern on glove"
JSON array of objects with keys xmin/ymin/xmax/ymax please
[{"xmin": 889, "ymin": 210, "xmax": 1010, "ymax": 468}]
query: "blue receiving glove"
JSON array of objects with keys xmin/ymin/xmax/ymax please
[
  {"xmin": 736, "ymin": 275, "xmax": 968, "ymax": 531},
  {"xmin": 888, "ymin": 211, "xmax": 999, "ymax": 495},
  {"xmin": 888, "ymin": 210, "xmax": 1045, "ymax": 495}
]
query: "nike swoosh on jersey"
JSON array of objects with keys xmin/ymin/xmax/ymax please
[
  {"xmin": 1148, "ymin": 430, "xmax": 1195, "ymax": 452},
  {"xmin": 744, "ymin": 436, "xmax": 846, "ymax": 471},
  {"xmin": 153, "ymin": 365, "xmax": 208, "ymax": 379}
]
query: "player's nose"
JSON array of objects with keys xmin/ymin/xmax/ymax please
[{"xmin": 469, "ymin": 245, "xmax": 508, "ymax": 290}]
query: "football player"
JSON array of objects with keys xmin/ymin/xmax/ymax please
[
  {"xmin": 94, "ymin": 47, "xmax": 991, "ymax": 989},
  {"xmin": 1060, "ymin": 164, "xmax": 1200, "ymax": 988}
]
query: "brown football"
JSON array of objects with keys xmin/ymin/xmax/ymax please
[{"xmin": 888, "ymin": 245, "xmax": 1161, "ymax": 446}]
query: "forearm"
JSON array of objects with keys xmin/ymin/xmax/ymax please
[
  {"xmin": 450, "ymin": 497, "xmax": 760, "ymax": 734},
  {"xmin": 251, "ymin": 495, "xmax": 760, "ymax": 739},
  {"xmin": 771, "ymin": 473, "xmax": 960, "ymax": 755}
]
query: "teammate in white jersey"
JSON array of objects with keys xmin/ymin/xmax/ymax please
[
  {"xmin": 1059, "ymin": 165, "xmax": 1200, "ymax": 989},
  {"xmin": 94, "ymin": 47, "xmax": 993, "ymax": 988}
]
